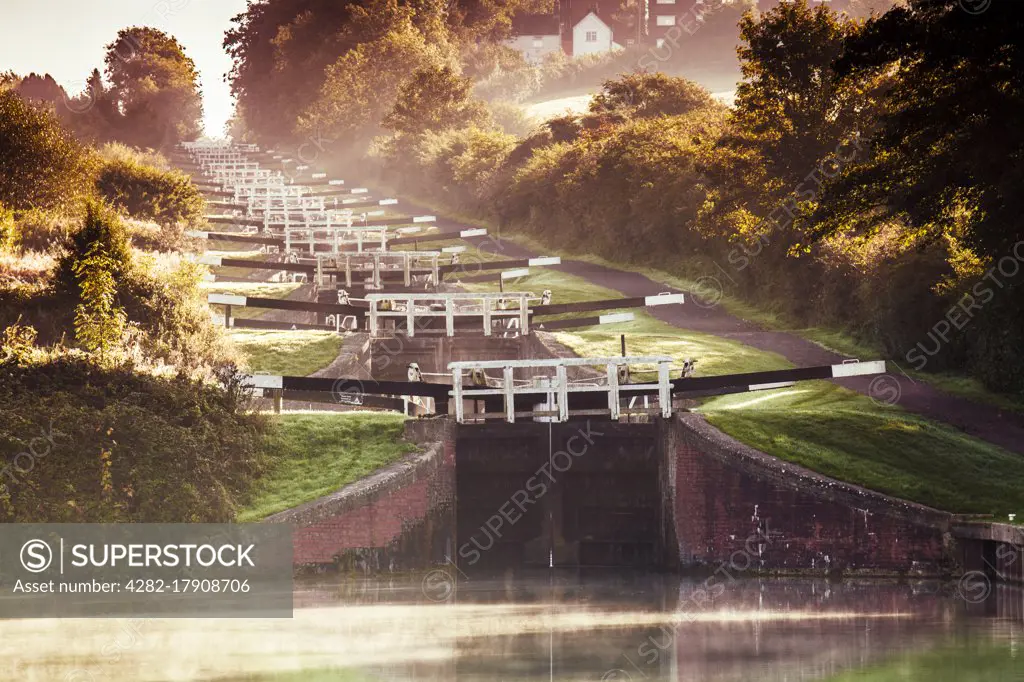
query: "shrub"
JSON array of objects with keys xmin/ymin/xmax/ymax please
[
  {"xmin": 55, "ymin": 199, "xmax": 131, "ymax": 299},
  {"xmin": 489, "ymin": 100, "xmax": 537, "ymax": 138},
  {"xmin": 378, "ymin": 126, "xmax": 516, "ymax": 212},
  {"xmin": 120, "ymin": 254, "xmax": 239, "ymax": 372},
  {"xmin": 0, "ymin": 353, "xmax": 269, "ymax": 522},
  {"xmin": 0, "ymin": 89, "xmax": 95, "ymax": 212},
  {"xmin": 95, "ymin": 156, "xmax": 204, "ymax": 228},
  {"xmin": 96, "ymin": 141, "xmax": 170, "ymax": 170},
  {"xmin": 7, "ymin": 208, "xmax": 75, "ymax": 254}
]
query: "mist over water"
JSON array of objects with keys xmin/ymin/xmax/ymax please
[{"xmin": 2, "ymin": 573, "xmax": 1019, "ymax": 681}]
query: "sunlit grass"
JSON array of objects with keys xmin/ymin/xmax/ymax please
[
  {"xmin": 555, "ymin": 311, "xmax": 791, "ymax": 377},
  {"xmin": 699, "ymin": 382, "xmax": 1024, "ymax": 516},
  {"xmin": 238, "ymin": 413, "xmax": 415, "ymax": 522},
  {"xmin": 230, "ymin": 329, "xmax": 345, "ymax": 376}
]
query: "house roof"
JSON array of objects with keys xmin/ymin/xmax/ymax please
[
  {"xmin": 510, "ymin": 14, "xmax": 561, "ymax": 36},
  {"xmin": 573, "ymin": 10, "xmax": 611, "ymax": 31}
]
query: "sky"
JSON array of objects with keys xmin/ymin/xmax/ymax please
[{"xmin": 0, "ymin": 0, "xmax": 250, "ymax": 136}]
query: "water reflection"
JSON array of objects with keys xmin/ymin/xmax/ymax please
[{"xmin": 1, "ymin": 572, "xmax": 1020, "ymax": 681}]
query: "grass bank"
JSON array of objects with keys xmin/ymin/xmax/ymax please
[
  {"xmin": 238, "ymin": 413, "xmax": 416, "ymax": 521},
  {"xmin": 700, "ymin": 383, "xmax": 1024, "ymax": 517},
  {"xmin": 230, "ymin": 329, "xmax": 345, "ymax": 377}
]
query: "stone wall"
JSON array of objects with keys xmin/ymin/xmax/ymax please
[
  {"xmin": 264, "ymin": 418, "xmax": 456, "ymax": 572},
  {"xmin": 663, "ymin": 414, "xmax": 954, "ymax": 575}
]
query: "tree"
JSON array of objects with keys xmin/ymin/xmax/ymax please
[
  {"xmin": 731, "ymin": 1, "xmax": 866, "ymax": 190},
  {"xmin": 820, "ymin": 0, "xmax": 1024, "ymax": 259},
  {"xmin": 383, "ymin": 66, "xmax": 489, "ymax": 135},
  {"xmin": 225, "ymin": 0, "xmax": 366, "ymax": 144},
  {"xmin": 61, "ymin": 201, "xmax": 131, "ymax": 356},
  {"xmin": 696, "ymin": 0, "xmax": 873, "ymax": 252},
  {"xmin": 590, "ymin": 73, "xmax": 719, "ymax": 120},
  {"xmin": 295, "ymin": 16, "xmax": 452, "ymax": 150},
  {"xmin": 0, "ymin": 90, "xmax": 95, "ymax": 213},
  {"xmin": 104, "ymin": 27, "xmax": 203, "ymax": 149},
  {"xmin": 15, "ymin": 73, "xmax": 66, "ymax": 104},
  {"xmin": 57, "ymin": 200, "xmax": 132, "ymax": 297}
]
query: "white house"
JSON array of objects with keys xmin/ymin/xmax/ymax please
[
  {"xmin": 571, "ymin": 11, "xmax": 621, "ymax": 58},
  {"xmin": 506, "ymin": 15, "xmax": 563, "ymax": 65}
]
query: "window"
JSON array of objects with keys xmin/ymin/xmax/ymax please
[
  {"xmin": 532, "ymin": 37, "xmax": 544, "ymax": 48},
  {"xmin": 585, "ymin": 30, "xmax": 598, "ymax": 42},
  {"xmin": 656, "ymin": 14, "xmax": 675, "ymax": 26},
  {"xmin": 656, "ymin": 0, "xmax": 676, "ymax": 3}
]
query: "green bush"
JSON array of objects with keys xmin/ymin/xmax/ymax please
[
  {"xmin": 95, "ymin": 156, "xmax": 204, "ymax": 228},
  {"xmin": 120, "ymin": 256, "xmax": 239, "ymax": 372},
  {"xmin": 499, "ymin": 108, "xmax": 728, "ymax": 260},
  {"xmin": 0, "ymin": 89, "xmax": 95, "ymax": 213},
  {"xmin": 0, "ymin": 353, "xmax": 269, "ymax": 522},
  {"xmin": 378, "ymin": 126, "xmax": 517, "ymax": 213},
  {"xmin": 55, "ymin": 200, "xmax": 131, "ymax": 298},
  {"xmin": 488, "ymin": 100, "xmax": 537, "ymax": 138},
  {"xmin": 6, "ymin": 208, "xmax": 75, "ymax": 253}
]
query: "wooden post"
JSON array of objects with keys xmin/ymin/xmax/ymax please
[
  {"xmin": 273, "ymin": 390, "xmax": 283, "ymax": 414},
  {"xmin": 225, "ymin": 304, "xmax": 232, "ymax": 328},
  {"xmin": 620, "ymin": 334, "xmax": 626, "ymax": 357}
]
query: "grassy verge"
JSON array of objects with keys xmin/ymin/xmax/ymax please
[
  {"xmin": 699, "ymin": 382, "xmax": 1024, "ymax": 517},
  {"xmin": 492, "ymin": 255, "xmax": 1023, "ymax": 517},
  {"xmin": 238, "ymin": 413, "xmax": 416, "ymax": 521},
  {"xmin": 554, "ymin": 312, "xmax": 792, "ymax": 377},
  {"xmin": 230, "ymin": 329, "xmax": 345, "ymax": 376}
]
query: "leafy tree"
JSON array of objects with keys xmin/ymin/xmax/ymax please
[
  {"xmin": 104, "ymin": 27, "xmax": 203, "ymax": 149},
  {"xmin": 383, "ymin": 65, "xmax": 489, "ymax": 135},
  {"xmin": 295, "ymin": 15, "xmax": 452, "ymax": 150},
  {"xmin": 224, "ymin": 0, "xmax": 553, "ymax": 143},
  {"xmin": 0, "ymin": 90, "xmax": 95, "ymax": 212},
  {"xmin": 15, "ymin": 73, "xmax": 66, "ymax": 104},
  {"xmin": 57, "ymin": 200, "xmax": 132, "ymax": 299},
  {"xmin": 697, "ymin": 0, "xmax": 872, "ymax": 254},
  {"xmin": 225, "ymin": 0, "xmax": 366, "ymax": 144},
  {"xmin": 0, "ymin": 71, "xmax": 18, "ymax": 90},
  {"xmin": 732, "ymin": 0, "xmax": 866, "ymax": 190},
  {"xmin": 446, "ymin": 0, "xmax": 554, "ymax": 42},
  {"xmin": 820, "ymin": 0, "xmax": 1024, "ymax": 259},
  {"xmin": 73, "ymin": 242, "xmax": 127, "ymax": 357},
  {"xmin": 53, "ymin": 201, "xmax": 131, "ymax": 356},
  {"xmin": 590, "ymin": 73, "xmax": 719, "ymax": 120},
  {"xmin": 63, "ymin": 69, "xmax": 122, "ymax": 143}
]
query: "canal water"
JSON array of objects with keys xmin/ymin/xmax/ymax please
[{"xmin": 3, "ymin": 572, "xmax": 1020, "ymax": 681}]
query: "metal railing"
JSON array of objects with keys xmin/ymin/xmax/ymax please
[
  {"xmin": 366, "ymin": 292, "xmax": 533, "ymax": 338},
  {"xmin": 449, "ymin": 356, "xmax": 675, "ymax": 423},
  {"xmin": 318, "ymin": 249, "xmax": 463, "ymax": 288}
]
